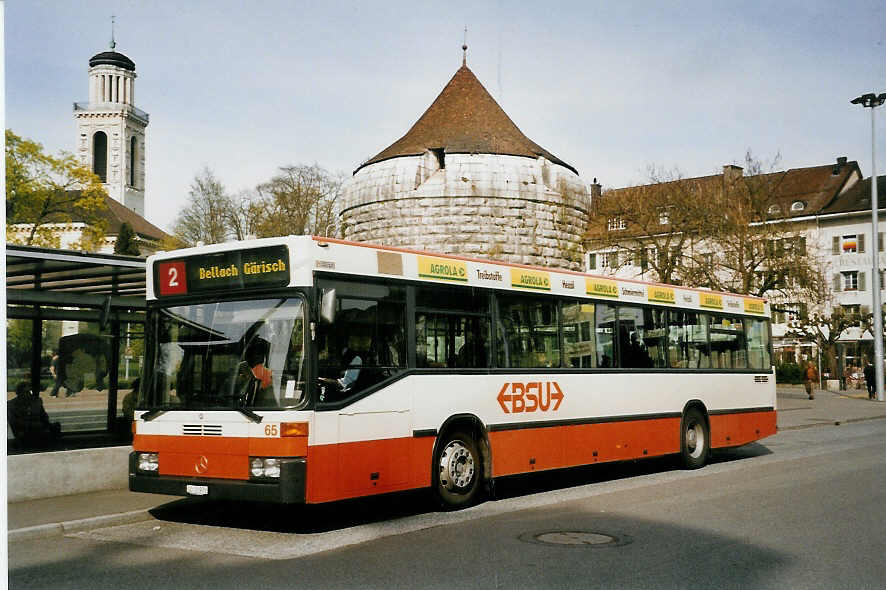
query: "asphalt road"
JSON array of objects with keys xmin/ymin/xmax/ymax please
[{"xmin": 10, "ymin": 420, "xmax": 886, "ymax": 589}]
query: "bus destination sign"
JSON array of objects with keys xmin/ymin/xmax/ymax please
[{"xmin": 156, "ymin": 245, "xmax": 290, "ymax": 296}]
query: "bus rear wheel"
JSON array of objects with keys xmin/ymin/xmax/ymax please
[
  {"xmin": 434, "ymin": 430, "xmax": 482, "ymax": 509},
  {"xmin": 680, "ymin": 407, "xmax": 709, "ymax": 469}
]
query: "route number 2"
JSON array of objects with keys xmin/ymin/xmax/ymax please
[{"xmin": 157, "ymin": 261, "xmax": 187, "ymax": 295}]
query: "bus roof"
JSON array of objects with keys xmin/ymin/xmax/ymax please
[{"xmin": 146, "ymin": 235, "xmax": 769, "ymax": 317}]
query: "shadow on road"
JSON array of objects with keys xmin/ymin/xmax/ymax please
[{"xmin": 149, "ymin": 441, "xmax": 773, "ymax": 535}]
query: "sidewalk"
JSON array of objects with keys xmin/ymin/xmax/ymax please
[
  {"xmin": 8, "ymin": 388, "xmax": 886, "ymax": 541},
  {"xmin": 775, "ymin": 384, "xmax": 886, "ymax": 430}
]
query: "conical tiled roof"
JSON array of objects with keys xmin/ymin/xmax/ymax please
[{"xmin": 357, "ymin": 64, "xmax": 577, "ymax": 175}]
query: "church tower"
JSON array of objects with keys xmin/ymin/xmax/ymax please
[{"xmin": 73, "ymin": 29, "xmax": 148, "ymax": 217}]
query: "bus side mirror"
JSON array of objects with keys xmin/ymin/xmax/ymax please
[{"xmin": 320, "ymin": 289, "xmax": 337, "ymax": 324}]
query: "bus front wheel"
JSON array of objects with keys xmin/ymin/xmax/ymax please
[
  {"xmin": 434, "ymin": 430, "xmax": 482, "ymax": 509},
  {"xmin": 680, "ymin": 407, "xmax": 709, "ymax": 469}
]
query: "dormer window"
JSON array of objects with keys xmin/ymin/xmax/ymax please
[
  {"xmin": 767, "ymin": 204, "xmax": 781, "ymax": 215},
  {"xmin": 607, "ymin": 217, "xmax": 627, "ymax": 231},
  {"xmin": 430, "ymin": 148, "xmax": 445, "ymax": 170},
  {"xmin": 791, "ymin": 200, "xmax": 806, "ymax": 212}
]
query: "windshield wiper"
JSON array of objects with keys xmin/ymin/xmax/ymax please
[
  {"xmin": 236, "ymin": 407, "xmax": 263, "ymax": 423},
  {"xmin": 141, "ymin": 406, "xmax": 175, "ymax": 421}
]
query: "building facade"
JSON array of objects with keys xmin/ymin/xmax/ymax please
[
  {"xmin": 341, "ymin": 58, "xmax": 590, "ymax": 271},
  {"xmin": 585, "ymin": 159, "xmax": 886, "ymax": 374}
]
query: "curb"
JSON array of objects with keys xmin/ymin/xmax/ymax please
[
  {"xmin": 778, "ymin": 413, "xmax": 886, "ymax": 431},
  {"xmin": 7, "ymin": 508, "xmax": 155, "ymax": 542}
]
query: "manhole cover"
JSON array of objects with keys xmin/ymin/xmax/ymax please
[{"xmin": 519, "ymin": 531, "xmax": 632, "ymax": 548}]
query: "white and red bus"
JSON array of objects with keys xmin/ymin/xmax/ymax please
[{"xmin": 130, "ymin": 236, "xmax": 776, "ymax": 508}]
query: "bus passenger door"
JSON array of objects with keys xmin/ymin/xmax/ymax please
[{"xmin": 336, "ymin": 403, "xmax": 412, "ymax": 497}]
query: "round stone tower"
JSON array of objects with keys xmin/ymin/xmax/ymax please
[{"xmin": 340, "ymin": 57, "xmax": 589, "ymax": 270}]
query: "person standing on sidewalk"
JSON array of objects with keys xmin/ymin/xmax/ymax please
[
  {"xmin": 864, "ymin": 360, "xmax": 875, "ymax": 399},
  {"xmin": 804, "ymin": 361, "xmax": 818, "ymax": 400}
]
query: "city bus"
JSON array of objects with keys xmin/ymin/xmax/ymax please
[{"xmin": 130, "ymin": 235, "xmax": 776, "ymax": 508}]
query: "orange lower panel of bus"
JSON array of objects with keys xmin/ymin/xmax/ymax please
[
  {"xmin": 135, "ymin": 410, "xmax": 776, "ymax": 502},
  {"xmin": 134, "ymin": 434, "xmax": 308, "ymax": 480},
  {"xmin": 709, "ymin": 410, "xmax": 777, "ymax": 448},
  {"xmin": 489, "ymin": 417, "xmax": 682, "ymax": 478}
]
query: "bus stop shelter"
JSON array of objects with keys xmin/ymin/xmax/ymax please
[{"xmin": 6, "ymin": 244, "xmax": 147, "ymax": 453}]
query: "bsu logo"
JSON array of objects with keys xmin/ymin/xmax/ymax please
[{"xmin": 497, "ymin": 382, "xmax": 564, "ymax": 414}]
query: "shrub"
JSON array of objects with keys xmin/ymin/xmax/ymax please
[{"xmin": 776, "ymin": 362, "xmax": 804, "ymax": 384}]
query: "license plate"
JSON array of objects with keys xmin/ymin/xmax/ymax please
[{"xmin": 186, "ymin": 484, "xmax": 208, "ymax": 496}]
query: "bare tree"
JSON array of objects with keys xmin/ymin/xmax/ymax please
[
  {"xmin": 172, "ymin": 167, "xmax": 235, "ymax": 246},
  {"xmin": 586, "ymin": 166, "xmax": 716, "ymax": 285},
  {"xmin": 227, "ymin": 189, "xmax": 263, "ymax": 241},
  {"xmin": 587, "ymin": 152, "xmax": 825, "ymax": 302},
  {"xmin": 254, "ymin": 164, "xmax": 342, "ymax": 238}
]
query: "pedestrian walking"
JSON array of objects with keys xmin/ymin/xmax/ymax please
[
  {"xmin": 804, "ymin": 361, "xmax": 818, "ymax": 400},
  {"xmin": 864, "ymin": 360, "xmax": 875, "ymax": 399}
]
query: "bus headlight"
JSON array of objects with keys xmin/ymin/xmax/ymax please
[
  {"xmin": 137, "ymin": 452, "xmax": 159, "ymax": 473},
  {"xmin": 249, "ymin": 457, "xmax": 281, "ymax": 479}
]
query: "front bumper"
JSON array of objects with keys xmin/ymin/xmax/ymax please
[{"xmin": 128, "ymin": 453, "xmax": 306, "ymax": 503}]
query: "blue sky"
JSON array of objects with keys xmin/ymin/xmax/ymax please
[{"xmin": 6, "ymin": 1, "xmax": 886, "ymax": 232}]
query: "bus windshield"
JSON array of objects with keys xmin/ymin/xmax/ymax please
[{"xmin": 143, "ymin": 297, "xmax": 308, "ymax": 411}]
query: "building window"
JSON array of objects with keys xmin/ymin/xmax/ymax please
[
  {"xmin": 767, "ymin": 204, "xmax": 781, "ymax": 215},
  {"xmin": 791, "ymin": 200, "xmax": 806, "ymax": 212},
  {"xmin": 129, "ymin": 136, "xmax": 137, "ymax": 187},
  {"xmin": 658, "ymin": 206, "xmax": 673, "ymax": 225},
  {"xmin": 92, "ymin": 131, "xmax": 108, "ymax": 182},
  {"xmin": 600, "ymin": 251, "xmax": 619, "ymax": 269},
  {"xmin": 607, "ymin": 218, "xmax": 626, "ymax": 231},
  {"xmin": 842, "ymin": 271, "xmax": 860, "ymax": 291},
  {"xmin": 772, "ymin": 303, "xmax": 807, "ymax": 324},
  {"xmin": 834, "ymin": 234, "xmax": 865, "ymax": 254},
  {"xmin": 587, "ymin": 253, "xmax": 597, "ymax": 271},
  {"xmin": 842, "ymin": 304, "xmax": 861, "ymax": 316}
]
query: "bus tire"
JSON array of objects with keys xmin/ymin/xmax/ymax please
[
  {"xmin": 434, "ymin": 430, "xmax": 482, "ymax": 509},
  {"xmin": 680, "ymin": 407, "xmax": 709, "ymax": 469}
]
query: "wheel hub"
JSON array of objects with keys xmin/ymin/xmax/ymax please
[{"xmin": 439, "ymin": 440, "xmax": 475, "ymax": 491}]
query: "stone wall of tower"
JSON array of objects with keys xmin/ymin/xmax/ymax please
[{"xmin": 341, "ymin": 153, "xmax": 590, "ymax": 270}]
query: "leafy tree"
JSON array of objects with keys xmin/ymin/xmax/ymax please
[
  {"xmin": 114, "ymin": 221, "xmax": 141, "ymax": 256},
  {"xmin": 6, "ymin": 129, "xmax": 108, "ymax": 249}
]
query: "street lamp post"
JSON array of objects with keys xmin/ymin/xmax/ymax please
[{"xmin": 851, "ymin": 92, "xmax": 886, "ymax": 402}]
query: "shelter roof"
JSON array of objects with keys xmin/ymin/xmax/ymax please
[{"xmin": 6, "ymin": 244, "xmax": 146, "ymax": 299}]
